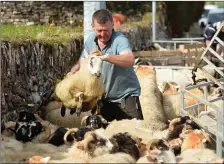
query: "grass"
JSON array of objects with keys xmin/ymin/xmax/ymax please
[{"xmin": 1, "ymin": 24, "xmax": 83, "ymax": 46}]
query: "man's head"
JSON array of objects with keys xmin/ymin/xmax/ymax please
[{"xmin": 91, "ymin": 9, "xmax": 114, "ymax": 44}]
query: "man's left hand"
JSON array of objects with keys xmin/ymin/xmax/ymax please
[
  {"xmin": 90, "ymin": 49, "xmax": 103, "ymax": 56},
  {"xmin": 98, "ymin": 53, "xmax": 109, "ymax": 61},
  {"xmin": 90, "ymin": 49, "xmax": 109, "ymax": 61}
]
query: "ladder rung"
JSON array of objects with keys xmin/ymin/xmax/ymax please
[
  {"xmin": 208, "ymin": 47, "xmax": 224, "ymax": 63},
  {"xmin": 202, "ymin": 56, "xmax": 224, "ymax": 77},
  {"xmin": 215, "ymin": 36, "xmax": 224, "ymax": 46},
  {"xmin": 200, "ymin": 67, "xmax": 224, "ymax": 90}
]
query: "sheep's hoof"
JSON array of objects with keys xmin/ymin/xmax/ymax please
[{"xmin": 61, "ymin": 105, "xmax": 66, "ymax": 117}]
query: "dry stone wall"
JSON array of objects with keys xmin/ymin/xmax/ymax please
[
  {"xmin": 1, "ymin": 39, "xmax": 83, "ymax": 124},
  {"xmin": 1, "ymin": 1, "xmax": 83, "ymax": 26}
]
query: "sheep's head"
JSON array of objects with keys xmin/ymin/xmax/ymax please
[
  {"xmin": 180, "ymin": 129, "xmax": 211, "ymax": 152},
  {"xmin": 87, "ymin": 56, "xmax": 103, "ymax": 78}
]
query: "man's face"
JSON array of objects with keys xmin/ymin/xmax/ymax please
[{"xmin": 92, "ymin": 20, "xmax": 113, "ymax": 44}]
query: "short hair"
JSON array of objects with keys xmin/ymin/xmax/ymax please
[{"xmin": 92, "ymin": 9, "xmax": 113, "ymax": 24}]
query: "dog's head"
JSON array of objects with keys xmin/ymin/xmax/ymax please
[
  {"xmin": 86, "ymin": 115, "xmax": 102, "ymax": 129},
  {"xmin": 18, "ymin": 111, "xmax": 36, "ymax": 122}
]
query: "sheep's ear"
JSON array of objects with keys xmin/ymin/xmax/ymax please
[{"xmin": 41, "ymin": 156, "xmax": 51, "ymax": 163}]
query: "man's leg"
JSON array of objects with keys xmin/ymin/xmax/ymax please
[
  {"xmin": 118, "ymin": 96, "xmax": 144, "ymax": 120},
  {"xmin": 100, "ymin": 96, "xmax": 144, "ymax": 121},
  {"xmin": 100, "ymin": 101, "xmax": 122, "ymax": 122}
]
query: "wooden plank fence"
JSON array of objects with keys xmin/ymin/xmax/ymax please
[{"xmin": 133, "ymin": 43, "xmax": 205, "ymax": 66}]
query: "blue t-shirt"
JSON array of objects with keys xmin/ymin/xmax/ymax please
[{"xmin": 80, "ymin": 30, "xmax": 141, "ymax": 103}]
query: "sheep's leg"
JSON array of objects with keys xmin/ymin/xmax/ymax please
[
  {"xmin": 75, "ymin": 92, "xmax": 84, "ymax": 116},
  {"xmin": 60, "ymin": 104, "xmax": 66, "ymax": 117},
  {"xmin": 70, "ymin": 108, "xmax": 76, "ymax": 115},
  {"xmin": 91, "ymin": 98, "xmax": 103, "ymax": 115}
]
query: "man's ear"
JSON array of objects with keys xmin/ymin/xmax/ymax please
[{"xmin": 91, "ymin": 23, "xmax": 94, "ymax": 30}]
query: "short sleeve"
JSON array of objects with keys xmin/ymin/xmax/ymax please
[
  {"xmin": 80, "ymin": 40, "xmax": 90, "ymax": 58},
  {"xmin": 80, "ymin": 48, "xmax": 89, "ymax": 58},
  {"xmin": 116, "ymin": 35, "xmax": 132, "ymax": 54},
  {"xmin": 203, "ymin": 25, "xmax": 216, "ymax": 41}
]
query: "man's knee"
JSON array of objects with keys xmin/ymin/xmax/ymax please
[{"xmin": 122, "ymin": 96, "xmax": 143, "ymax": 120}]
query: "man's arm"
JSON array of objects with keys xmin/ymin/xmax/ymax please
[
  {"xmin": 68, "ymin": 57, "xmax": 86, "ymax": 75},
  {"xmin": 104, "ymin": 50, "xmax": 135, "ymax": 67}
]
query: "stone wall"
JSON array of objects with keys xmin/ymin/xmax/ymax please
[
  {"xmin": 1, "ymin": 39, "xmax": 83, "ymax": 124},
  {"xmin": 1, "ymin": 1, "xmax": 83, "ymax": 26}
]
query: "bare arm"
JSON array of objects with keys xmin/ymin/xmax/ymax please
[
  {"xmin": 205, "ymin": 40, "xmax": 210, "ymax": 47},
  {"xmin": 69, "ymin": 57, "xmax": 85, "ymax": 74},
  {"xmin": 104, "ymin": 50, "xmax": 135, "ymax": 67}
]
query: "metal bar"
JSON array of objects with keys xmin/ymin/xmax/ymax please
[
  {"xmin": 154, "ymin": 40, "xmax": 202, "ymax": 44},
  {"xmin": 185, "ymin": 78, "xmax": 224, "ymax": 90},
  {"xmin": 184, "ymin": 95, "xmax": 224, "ymax": 111},
  {"xmin": 180, "ymin": 91, "xmax": 185, "ymax": 116},
  {"xmin": 200, "ymin": 67, "xmax": 224, "ymax": 90},
  {"xmin": 202, "ymin": 56, "xmax": 224, "ymax": 77},
  {"xmin": 208, "ymin": 47, "xmax": 224, "ymax": 63},
  {"xmin": 216, "ymin": 100, "xmax": 223, "ymax": 157},
  {"xmin": 215, "ymin": 36, "xmax": 224, "ymax": 46},
  {"xmin": 172, "ymin": 37, "xmax": 204, "ymax": 41},
  {"xmin": 152, "ymin": 1, "xmax": 156, "ymax": 42},
  {"xmin": 182, "ymin": 89, "xmax": 221, "ymax": 113}
]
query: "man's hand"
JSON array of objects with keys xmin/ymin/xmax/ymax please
[
  {"xmin": 90, "ymin": 49, "xmax": 109, "ymax": 61},
  {"xmin": 66, "ymin": 71, "xmax": 74, "ymax": 77},
  {"xmin": 98, "ymin": 53, "xmax": 109, "ymax": 61},
  {"xmin": 90, "ymin": 49, "xmax": 103, "ymax": 56}
]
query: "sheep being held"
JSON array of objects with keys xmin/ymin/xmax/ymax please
[{"xmin": 55, "ymin": 54, "xmax": 105, "ymax": 116}]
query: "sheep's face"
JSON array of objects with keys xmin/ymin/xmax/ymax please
[{"xmin": 88, "ymin": 56, "xmax": 103, "ymax": 78}]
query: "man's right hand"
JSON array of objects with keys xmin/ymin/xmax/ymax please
[{"xmin": 66, "ymin": 71, "xmax": 74, "ymax": 77}]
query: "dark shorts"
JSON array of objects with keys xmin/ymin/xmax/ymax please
[{"xmin": 100, "ymin": 96, "xmax": 144, "ymax": 122}]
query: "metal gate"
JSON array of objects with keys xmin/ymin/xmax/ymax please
[{"xmin": 180, "ymin": 23, "xmax": 224, "ymax": 157}]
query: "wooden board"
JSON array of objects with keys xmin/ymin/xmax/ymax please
[{"xmin": 133, "ymin": 50, "xmax": 182, "ymax": 57}]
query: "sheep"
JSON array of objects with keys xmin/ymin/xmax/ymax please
[
  {"xmin": 75, "ymin": 131, "xmax": 142, "ymax": 163},
  {"xmin": 98, "ymin": 118, "xmax": 169, "ymax": 145},
  {"xmin": 44, "ymin": 100, "xmax": 92, "ymax": 128},
  {"xmin": 89, "ymin": 153, "xmax": 136, "ymax": 163},
  {"xmin": 55, "ymin": 52, "xmax": 105, "ymax": 116},
  {"xmin": 158, "ymin": 81, "xmax": 179, "ymax": 95},
  {"xmin": 176, "ymin": 148, "xmax": 223, "ymax": 163},
  {"xmin": 1, "ymin": 135, "xmax": 71, "ymax": 163},
  {"xmin": 137, "ymin": 138, "xmax": 177, "ymax": 163},
  {"xmin": 167, "ymin": 116, "xmax": 200, "ymax": 140},
  {"xmin": 180, "ymin": 129, "xmax": 211, "ymax": 153},
  {"xmin": 135, "ymin": 66, "xmax": 168, "ymax": 131},
  {"xmin": 162, "ymin": 86, "xmax": 205, "ymax": 120},
  {"xmin": 166, "ymin": 116, "xmax": 201, "ymax": 155},
  {"xmin": 24, "ymin": 153, "xmax": 136, "ymax": 163}
]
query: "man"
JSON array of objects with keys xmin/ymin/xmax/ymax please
[
  {"xmin": 203, "ymin": 20, "xmax": 224, "ymax": 78},
  {"xmin": 84, "ymin": 1, "xmax": 106, "ymax": 41},
  {"xmin": 203, "ymin": 20, "xmax": 224, "ymax": 62},
  {"xmin": 68, "ymin": 9, "xmax": 143, "ymax": 121}
]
